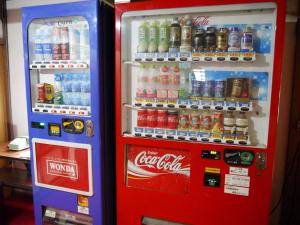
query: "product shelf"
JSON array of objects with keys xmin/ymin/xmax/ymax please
[
  {"xmin": 132, "ymin": 51, "xmax": 256, "ymax": 63},
  {"xmin": 125, "ymin": 129, "xmax": 250, "ymax": 146},
  {"xmin": 33, "ymin": 103, "xmax": 90, "ymax": 116},
  {"xmin": 30, "ymin": 60, "xmax": 90, "ymax": 69},
  {"xmin": 128, "ymin": 100, "xmax": 253, "ymax": 112}
]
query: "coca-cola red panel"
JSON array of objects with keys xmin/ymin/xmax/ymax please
[
  {"xmin": 126, "ymin": 145, "xmax": 191, "ymax": 194},
  {"xmin": 33, "ymin": 140, "xmax": 92, "ymax": 195}
]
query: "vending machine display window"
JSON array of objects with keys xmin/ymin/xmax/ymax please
[
  {"xmin": 28, "ymin": 16, "xmax": 91, "ymax": 116},
  {"xmin": 120, "ymin": 3, "xmax": 277, "ymax": 148}
]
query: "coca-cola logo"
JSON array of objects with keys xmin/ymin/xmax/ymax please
[
  {"xmin": 134, "ymin": 151, "xmax": 185, "ymax": 172},
  {"xmin": 192, "ymin": 16, "xmax": 210, "ymax": 26}
]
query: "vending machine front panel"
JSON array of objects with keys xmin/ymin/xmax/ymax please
[{"xmin": 116, "ymin": 0, "xmax": 285, "ymax": 225}]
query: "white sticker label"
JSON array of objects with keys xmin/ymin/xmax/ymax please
[
  {"xmin": 78, "ymin": 206, "xmax": 89, "ymax": 215},
  {"xmin": 229, "ymin": 167, "xmax": 249, "ymax": 176},
  {"xmin": 45, "ymin": 209, "xmax": 56, "ymax": 218},
  {"xmin": 225, "ymin": 174, "xmax": 250, "ymax": 187},
  {"xmin": 224, "ymin": 185, "xmax": 250, "ymax": 196}
]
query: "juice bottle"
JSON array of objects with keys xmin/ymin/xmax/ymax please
[
  {"xmin": 168, "ymin": 64, "xmax": 180, "ymax": 101},
  {"xmin": 178, "ymin": 63, "xmax": 190, "ymax": 100},
  {"xmin": 146, "ymin": 65, "xmax": 158, "ymax": 99}
]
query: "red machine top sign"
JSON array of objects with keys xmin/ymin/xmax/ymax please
[{"xmin": 33, "ymin": 139, "xmax": 93, "ymax": 196}]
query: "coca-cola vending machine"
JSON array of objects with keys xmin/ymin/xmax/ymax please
[{"xmin": 115, "ymin": 0, "xmax": 285, "ymax": 225}]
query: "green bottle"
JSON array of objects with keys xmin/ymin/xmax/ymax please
[
  {"xmin": 148, "ymin": 21, "xmax": 159, "ymax": 53},
  {"xmin": 158, "ymin": 20, "xmax": 170, "ymax": 53},
  {"xmin": 137, "ymin": 21, "xmax": 149, "ymax": 53}
]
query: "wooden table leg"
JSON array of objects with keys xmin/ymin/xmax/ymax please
[{"xmin": 0, "ymin": 182, "xmax": 7, "ymax": 225}]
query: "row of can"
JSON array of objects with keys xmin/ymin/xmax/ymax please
[{"xmin": 137, "ymin": 108, "xmax": 249, "ymax": 137}]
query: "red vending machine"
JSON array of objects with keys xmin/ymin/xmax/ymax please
[{"xmin": 115, "ymin": 0, "xmax": 285, "ymax": 225}]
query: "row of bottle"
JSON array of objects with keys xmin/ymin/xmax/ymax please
[
  {"xmin": 137, "ymin": 16, "xmax": 253, "ymax": 54},
  {"xmin": 33, "ymin": 23, "xmax": 89, "ymax": 61},
  {"xmin": 37, "ymin": 73, "xmax": 91, "ymax": 106},
  {"xmin": 137, "ymin": 109, "xmax": 249, "ymax": 140},
  {"xmin": 135, "ymin": 64, "xmax": 251, "ymax": 102}
]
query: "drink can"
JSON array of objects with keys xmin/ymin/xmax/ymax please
[
  {"xmin": 71, "ymin": 74, "xmax": 81, "ymax": 92},
  {"xmin": 157, "ymin": 110, "xmax": 168, "ymax": 128},
  {"xmin": 137, "ymin": 109, "xmax": 147, "ymax": 127},
  {"xmin": 42, "ymin": 26, "xmax": 53, "ymax": 61},
  {"xmin": 79, "ymin": 25, "xmax": 90, "ymax": 60},
  {"xmin": 200, "ymin": 110, "xmax": 212, "ymax": 133},
  {"xmin": 54, "ymin": 74, "xmax": 63, "ymax": 105},
  {"xmin": 216, "ymin": 28, "xmax": 228, "ymax": 51},
  {"xmin": 37, "ymin": 83, "xmax": 45, "ymax": 103},
  {"xmin": 241, "ymin": 78, "xmax": 250, "ymax": 99},
  {"xmin": 241, "ymin": 27, "xmax": 253, "ymax": 52},
  {"xmin": 202, "ymin": 80, "xmax": 215, "ymax": 99},
  {"xmin": 230, "ymin": 78, "xmax": 243, "ymax": 98},
  {"xmin": 191, "ymin": 79, "xmax": 202, "ymax": 97},
  {"xmin": 193, "ymin": 29, "xmax": 205, "ymax": 52},
  {"xmin": 228, "ymin": 27, "xmax": 241, "ymax": 51},
  {"xmin": 147, "ymin": 109, "xmax": 157, "ymax": 128},
  {"xmin": 69, "ymin": 27, "xmax": 80, "ymax": 60},
  {"xmin": 71, "ymin": 92, "xmax": 81, "ymax": 106},
  {"xmin": 44, "ymin": 83, "xmax": 54, "ymax": 104},
  {"xmin": 214, "ymin": 80, "xmax": 225, "ymax": 100},
  {"xmin": 52, "ymin": 26, "xmax": 62, "ymax": 60},
  {"xmin": 61, "ymin": 27, "xmax": 70, "ymax": 60},
  {"xmin": 167, "ymin": 110, "xmax": 178, "ymax": 129},
  {"xmin": 34, "ymin": 28, "xmax": 43, "ymax": 61},
  {"xmin": 159, "ymin": 74, "xmax": 169, "ymax": 85},
  {"xmin": 62, "ymin": 92, "xmax": 71, "ymax": 105},
  {"xmin": 212, "ymin": 111, "xmax": 224, "ymax": 133},
  {"xmin": 204, "ymin": 29, "xmax": 216, "ymax": 52},
  {"xmin": 80, "ymin": 93, "xmax": 90, "ymax": 106},
  {"xmin": 190, "ymin": 110, "xmax": 200, "ymax": 130},
  {"xmin": 178, "ymin": 110, "xmax": 189, "ymax": 130}
]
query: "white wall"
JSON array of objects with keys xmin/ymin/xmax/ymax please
[
  {"xmin": 6, "ymin": 0, "xmax": 83, "ymax": 137},
  {"xmin": 7, "ymin": 8, "xmax": 27, "ymax": 137}
]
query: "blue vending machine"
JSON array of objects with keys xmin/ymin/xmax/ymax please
[{"xmin": 22, "ymin": 1, "xmax": 115, "ymax": 224}]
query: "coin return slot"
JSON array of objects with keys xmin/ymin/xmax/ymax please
[{"xmin": 142, "ymin": 216, "xmax": 189, "ymax": 225}]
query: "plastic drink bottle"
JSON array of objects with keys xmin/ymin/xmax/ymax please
[
  {"xmin": 148, "ymin": 21, "xmax": 159, "ymax": 53},
  {"xmin": 158, "ymin": 20, "xmax": 170, "ymax": 53},
  {"xmin": 169, "ymin": 18, "xmax": 181, "ymax": 53},
  {"xmin": 137, "ymin": 21, "xmax": 149, "ymax": 53}
]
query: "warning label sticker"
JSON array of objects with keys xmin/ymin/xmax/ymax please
[
  {"xmin": 224, "ymin": 185, "xmax": 250, "ymax": 196},
  {"xmin": 225, "ymin": 174, "xmax": 250, "ymax": 188},
  {"xmin": 229, "ymin": 167, "xmax": 248, "ymax": 176}
]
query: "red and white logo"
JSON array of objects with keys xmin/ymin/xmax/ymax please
[
  {"xmin": 192, "ymin": 16, "xmax": 210, "ymax": 26},
  {"xmin": 47, "ymin": 160, "xmax": 78, "ymax": 180},
  {"xmin": 127, "ymin": 146, "xmax": 191, "ymax": 194}
]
